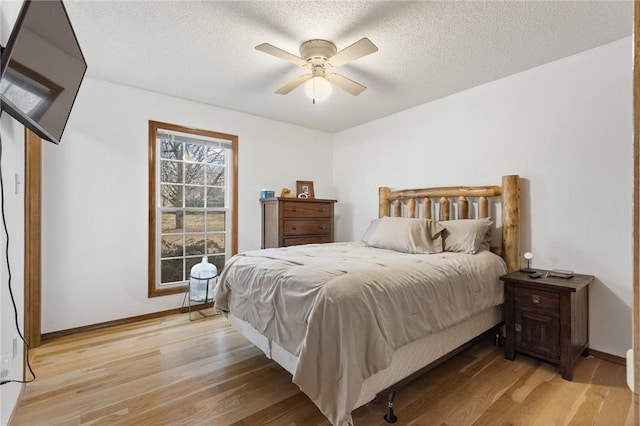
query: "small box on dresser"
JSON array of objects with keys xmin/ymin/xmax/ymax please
[
  {"xmin": 261, "ymin": 197, "xmax": 337, "ymax": 248},
  {"xmin": 501, "ymin": 270, "xmax": 593, "ymax": 381}
]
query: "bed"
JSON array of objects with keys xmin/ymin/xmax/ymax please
[{"xmin": 214, "ymin": 175, "xmax": 520, "ymax": 425}]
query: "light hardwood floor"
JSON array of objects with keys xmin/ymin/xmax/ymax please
[{"xmin": 11, "ymin": 311, "xmax": 633, "ymax": 425}]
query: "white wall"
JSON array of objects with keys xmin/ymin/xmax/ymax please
[
  {"xmin": 0, "ymin": 115, "xmax": 26, "ymax": 426},
  {"xmin": 40, "ymin": 77, "xmax": 334, "ymax": 333},
  {"xmin": 0, "ymin": 1, "xmax": 27, "ymax": 424},
  {"xmin": 333, "ymin": 38, "xmax": 633, "ymax": 357}
]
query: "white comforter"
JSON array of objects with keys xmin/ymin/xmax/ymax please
[{"xmin": 214, "ymin": 242, "xmax": 506, "ymax": 425}]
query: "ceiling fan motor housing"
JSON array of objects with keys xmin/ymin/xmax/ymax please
[{"xmin": 300, "ymin": 39, "xmax": 337, "ymax": 66}]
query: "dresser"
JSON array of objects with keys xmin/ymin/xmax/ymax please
[
  {"xmin": 261, "ymin": 198, "xmax": 337, "ymax": 248},
  {"xmin": 501, "ymin": 270, "xmax": 593, "ymax": 380}
]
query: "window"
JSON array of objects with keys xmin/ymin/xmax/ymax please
[{"xmin": 148, "ymin": 121, "xmax": 238, "ymax": 297}]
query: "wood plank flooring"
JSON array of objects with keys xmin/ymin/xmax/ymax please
[{"xmin": 11, "ymin": 310, "xmax": 633, "ymax": 425}]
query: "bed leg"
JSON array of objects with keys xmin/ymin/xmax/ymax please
[
  {"xmin": 383, "ymin": 390, "xmax": 398, "ymax": 423},
  {"xmin": 494, "ymin": 325, "xmax": 504, "ymax": 347}
]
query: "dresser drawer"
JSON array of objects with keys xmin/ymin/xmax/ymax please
[
  {"xmin": 283, "ymin": 219, "xmax": 331, "ymax": 236},
  {"xmin": 514, "ymin": 287, "xmax": 559, "ymax": 314},
  {"xmin": 283, "ymin": 236, "xmax": 332, "ymax": 246},
  {"xmin": 282, "ymin": 201, "xmax": 332, "ymax": 218}
]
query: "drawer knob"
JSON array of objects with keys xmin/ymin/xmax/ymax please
[
  {"xmin": 319, "ymin": 226, "xmax": 326, "ymax": 230},
  {"xmin": 292, "ymin": 226, "xmax": 297, "ymax": 230},
  {"xmin": 532, "ymin": 295, "xmax": 540, "ymax": 304},
  {"xmin": 291, "ymin": 208, "xmax": 297, "ymax": 212},
  {"xmin": 515, "ymin": 324, "xmax": 522, "ymax": 332}
]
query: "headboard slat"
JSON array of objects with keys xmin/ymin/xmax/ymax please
[
  {"xmin": 440, "ymin": 197, "xmax": 450, "ymax": 221},
  {"xmin": 408, "ymin": 199, "xmax": 416, "ymax": 218},
  {"xmin": 424, "ymin": 198, "xmax": 431, "ymax": 219},
  {"xmin": 459, "ymin": 196, "xmax": 469, "ymax": 219},
  {"xmin": 479, "ymin": 197, "xmax": 489, "ymax": 218},
  {"xmin": 393, "ymin": 200, "xmax": 402, "ymax": 217}
]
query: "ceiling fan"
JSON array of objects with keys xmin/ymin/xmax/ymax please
[{"xmin": 255, "ymin": 38, "xmax": 378, "ymax": 103}]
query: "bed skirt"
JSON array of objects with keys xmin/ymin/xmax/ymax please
[{"xmin": 227, "ymin": 304, "xmax": 503, "ymax": 413}]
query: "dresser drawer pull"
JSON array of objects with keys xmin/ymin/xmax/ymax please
[
  {"xmin": 532, "ymin": 295, "xmax": 540, "ymax": 304},
  {"xmin": 292, "ymin": 226, "xmax": 297, "ymax": 230},
  {"xmin": 515, "ymin": 324, "xmax": 522, "ymax": 332},
  {"xmin": 291, "ymin": 208, "xmax": 297, "ymax": 213},
  {"xmin": 319, "ymin": 226, "xmax": 326, "ymax": 230}
]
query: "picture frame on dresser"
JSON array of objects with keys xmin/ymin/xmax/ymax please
[{"xmin": 296, "ymin": 180, "xmax": 315, "ymax": 198}]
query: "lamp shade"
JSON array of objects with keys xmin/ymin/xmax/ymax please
[{"xmin": 304, "ymin": 76, "xmax": 332, "ymax": 102}]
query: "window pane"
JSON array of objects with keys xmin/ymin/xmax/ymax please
[
  {"xmin": 207, "ymin": 234, "xmax": 225, "ymax": 254},
  {"xmin": 160, "ymin": 141, "xmax": 183, "ymax": 160},
  {"xmin": 186, "ymin": 256, "xmax": 202, "ymax": 276},
  {"xmin": 207, "ymin": 187, "xmax": 224, "ymax": 208},
  {"xmin": 185, "ymin": 211, "xmax": 205, "ymax": 232},
  {"xmin": 207, "ymin": 211, "xmax": 225, "ymax": 232},
  {"xmin": 208, "ymin": 254, "xmax": 226, "ymax": 273},
  {"xmin": 207, "ymin": 164, "xmax": 225, "ymax": 186},
  {"xmin": 185, "ymin": 234, "xmax": 206, "ymax": 256},
  {"xmin": 185, "ymin": 143, "xmax": 206, "ymax": 163},
  {"xmin": 161, "ymin": 234, "xmax": 183, "ymax": 258},
  {"xmin": 185, "ymin": 186, "xmax": 205, "ymax": 207},
  {"xmin": 161, "ymin": 258, "xmax": 183, "ymax": 284},
  {"xmin": 162, "ymin": 211, "xmax": 184, "ymax": 233},
  {"xmin": 185, "ymin": 163, "xmax": 205, "ymax": 185},
  {"xmin": 206, "ymin": 147, "xmax": 224, "ymax": 164},
  {"xmin": 161, "ymin": 160, "xmax": 182, "ymax": 184},
  {"xmin": 161, "ymin": 185, "xmax": 183, "ymax": 207}
]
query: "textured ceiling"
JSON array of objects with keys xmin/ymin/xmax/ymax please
[{"xmin": 60, "ymin": 1, "xmax": 633, "ymax": 133}]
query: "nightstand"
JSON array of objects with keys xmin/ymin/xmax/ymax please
[{"xmin": 501, "ymin": 270, "xmax": 593, "ymax": 381}]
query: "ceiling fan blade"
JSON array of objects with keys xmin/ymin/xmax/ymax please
[
  {"xmin": 327, "ymin": 73, "xmax": 367, "ymax": 96},
  {"xmin": 275, "ymin": 74, "xmax": 312, "ymax": 94},
  {"xmin": 326, "ymin": 38, "xmax": 378, "ymax": 68},
  {"xmin": 255, "ymin": 43, "xmax": 307, "ymax": 66}
]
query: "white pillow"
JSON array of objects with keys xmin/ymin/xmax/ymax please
[
  {"xmin": 439, "ymin": 218, "xmax": 493, "ymax": 254},
  {"xmin": 364, "ymin": 217, "xmax": 445, "ymax": 254},
  {"xmin": 361, "ymin": 218, "xmax": 382, "ymax": 243}
]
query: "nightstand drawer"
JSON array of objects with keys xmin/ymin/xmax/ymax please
[
  {"xmin": 282, "ymin": 202, "xmax": 332, "ymax": 218},
  {"xmin": 515, "ymin": 287, "xmax": 559, "ymax": 313},
  {"xmin": 283, "ymin": 219, "xmax": 331, "ymax": 236}
]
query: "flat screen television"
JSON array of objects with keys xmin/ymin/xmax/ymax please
[{"xmin": 1, "ymin": 0, "xmax": 87, "ymax": 144}]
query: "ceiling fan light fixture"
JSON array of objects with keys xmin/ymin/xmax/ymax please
[
  {"xmin": 304, "ymin": 76, "xmax": 332, "ymax": 104},
  {"xmin": 256, "ymin": 37, "xmax": 377, "ymax": 100}
]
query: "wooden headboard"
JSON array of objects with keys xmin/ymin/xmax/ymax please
[{"xmin": 378, "ymin": 175, "xmax": 520, "ymax": 272}]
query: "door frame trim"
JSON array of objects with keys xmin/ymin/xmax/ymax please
[{"xmin": 24, "ymin": 129, "xmax": 41, "ymax": 351}]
